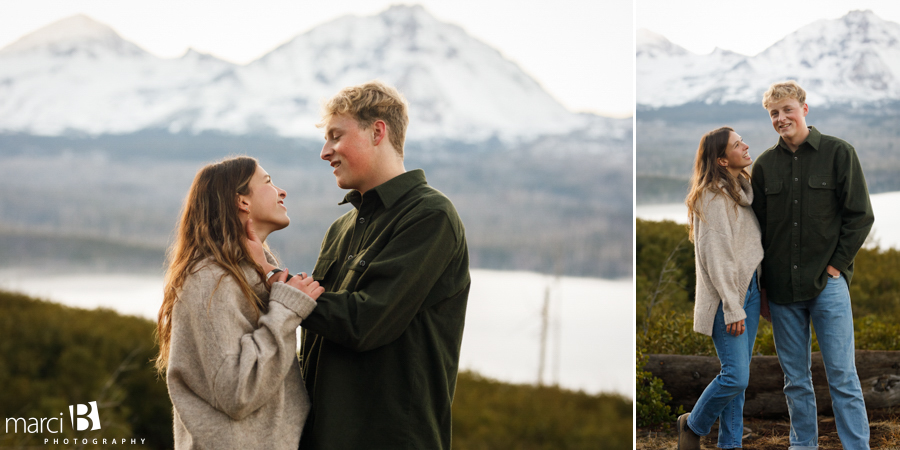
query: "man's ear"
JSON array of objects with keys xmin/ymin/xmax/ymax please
[
  {"xmin": 802, "ymin": 103, "xmax": 809, "ymax": 117},
  {"xmin": 372, "ymin": 120, "xmax": 387, "ymax": 146}
]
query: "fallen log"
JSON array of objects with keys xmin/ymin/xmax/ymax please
[{"xmin": 644, "ymin": 350, "xmax": 900, "ymax": 417}]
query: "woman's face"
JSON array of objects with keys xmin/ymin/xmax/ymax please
[
  {"xmin": 719, "ymin": 131, "xmax": 751, "ymax": 175},
  {"xmin": 240, "ymin": 165, "xmax": 289, "ymax": 233}
]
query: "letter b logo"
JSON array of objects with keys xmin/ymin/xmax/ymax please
[{"xmin": 69, "ymin": 401, "xmax": 101, "ymax": 431}]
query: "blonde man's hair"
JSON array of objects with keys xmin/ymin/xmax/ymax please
[
  {"xmin": 762, "ymin": 80, "xmax": 807, "ymax": 109},
  {"xmin": 319, "ymin": 80, "xmax": 409, "ymax": 157}
]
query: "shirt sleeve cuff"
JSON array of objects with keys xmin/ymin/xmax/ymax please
[
  {"xmin": 828, "ymin": 258, "xmax": 850, "ymax": 273},
  {"xmin": 269, "ymin": 282, "xmax": 317, "ymax": 319}
]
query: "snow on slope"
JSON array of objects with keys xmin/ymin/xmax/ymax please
[
  {"xmin": 637, "ymin": 10, "xmax": 900, "ymax": 108},
  {"xmin": 0, "ymin": 6, "xmax": 615, "ymax": 141}
]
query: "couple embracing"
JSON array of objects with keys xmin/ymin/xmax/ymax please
[
  {"xmin": 679, "ymin": 81, "xmax": 874, "ymax": 450},
  {"xmin": 153, "ymin": 81, "xmax": 470, "ymax": 449}
]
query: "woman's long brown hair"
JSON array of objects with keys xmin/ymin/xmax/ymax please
[
  {"xmin": 685, "ymin": 126, "xmax": 750, "ymax": 242},
  {"xmin": 154, "ymin": 156, "xmax": 269, "ymax": 375}
]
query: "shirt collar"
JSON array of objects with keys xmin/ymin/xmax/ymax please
[
  {"xmin": 338, "ymin": 169, "xmax": 427, "ymax": 209},
  {"xmin": 778, "ymin": 126, "xmax": 821, "ymax": 152}
]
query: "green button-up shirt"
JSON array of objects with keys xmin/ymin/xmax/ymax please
[
  {"xmin": 298, "ymin": 169, "xmax": 470, "ymax": 450},
  {"xmin": 750, "ymin": 126, "xmax": 873, "ymax": 304}
]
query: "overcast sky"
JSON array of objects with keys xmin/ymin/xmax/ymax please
[
  {"xmin": 0, "ymin": 0, "xmax": 634, "ymax": 118},
  {"xmin": 638, "ymin": 0, "xmax": 900, "ymax": 56}
]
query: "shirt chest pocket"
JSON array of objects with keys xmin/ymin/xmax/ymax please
[
  {"xmin": 808, "ymin": 175, "xmax": 837, "ymax": 218},
  {"xmin": 764, "ymin": 180, "xmax": 785, "ymax": 222},
  {"xmin": 336, "ymin": 248, "xmax": 378, "ymax": 292},
  {"xmin": 312, "ymin": 257, "xmax": 336, "ymax": 282}
]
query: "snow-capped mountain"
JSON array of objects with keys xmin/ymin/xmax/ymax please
[
  {"xmin": 638, "ymin": 10, "xmax": 900, "ymax": 108},
  {"xmin": 0, "ymin": 6, "xmax": 615, "ymax": 141}
]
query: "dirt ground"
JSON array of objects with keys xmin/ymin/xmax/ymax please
[{"xmin": 637, "ymin": 413, "xmax": 900, "ymax": 449}]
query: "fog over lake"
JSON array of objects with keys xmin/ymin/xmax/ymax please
[
  {"xmin": 0, "ymin": 268, "xmax": 632, "ymax": 398},
  {"xmin": 637, "ymin": 190, "xmax": 900, "ymax": 250}
]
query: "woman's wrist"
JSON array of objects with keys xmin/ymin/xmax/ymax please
[{"xmin": 262, "ymin": 262, "xmax": 279, "ymax": 277}]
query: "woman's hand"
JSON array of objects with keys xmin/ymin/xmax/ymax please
[
  {"xmin": 726, "ymin": 319, "xmax": 746, "ymax": 336},
  {"xmin": 245, "ymin": 219, "xmax": 276, "ymax": 274},
  {"xmin": 286, "ymin": 273, "xmax": 324, "ymax": 301}
]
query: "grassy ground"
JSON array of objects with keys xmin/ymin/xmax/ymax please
[{"xmin": 637, "ymin": 412, "xmax": 900, "ymax": 449}]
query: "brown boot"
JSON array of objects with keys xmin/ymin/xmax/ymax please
[{"xmin": 676, "ymin": 413, "xmax": 701, "ymax": 450}]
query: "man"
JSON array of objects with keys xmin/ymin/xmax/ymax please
[
  {"xmin": 250, "ymin": 80, "xmax": 470, "ymax": 449},
  {"xmin": 751, "ymin": 80, "xmax": 873, "ymax": 450}
]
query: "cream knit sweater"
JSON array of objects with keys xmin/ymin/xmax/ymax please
[
  {"xmin": 166, "ymin": 258, "xmax": 316, "ymax": 450},
  {"xmin": 692, "ymin": 177, "xmax": 764, "ymax": 336}
]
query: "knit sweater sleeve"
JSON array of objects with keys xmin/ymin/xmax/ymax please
[
  {"xmin": 168, "ymin": 267, "xmax": 316, "ymax": 421},
  {"xmin": 695, "ymin": 193, "xmax": 748, "ymax": 326}
]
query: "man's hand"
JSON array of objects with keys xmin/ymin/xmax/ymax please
[
  {"xmin": 286, "ymin": 274, "xmax": 324, "ymax": 301},
  {"xmin": 244, "ymin": 219, "xmax": 276, "ymax": 274},
  {"xmin": 826, "ymin": 265, "xmax": 841, "ymax": 278},
  {"xmin": 726, "ymin": 319, "xmax": 746, "ymax": 336},
  {"xmin": 760, "ymin": 288, "xmax": 771, "ymax": 323}
]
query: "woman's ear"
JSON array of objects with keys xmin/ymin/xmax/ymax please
[
  {"xmin": 717, "ymin": 158, "xmax": 728, "ymax": 168},
  {"xmin": 236, "ymin": 193, "xmax": 250, "ymax": 213}
]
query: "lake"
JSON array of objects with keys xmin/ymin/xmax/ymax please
[
  {"xmin": 637, "ymin": 190, "xmax": 900, "ymax": 250},
  {"xmin": 0, "ymin": 268, "xmax": 633, "ymax": 398}
]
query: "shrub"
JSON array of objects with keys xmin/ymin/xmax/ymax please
[
  {"xmin": 636, "ymin": 349, "xmax": 684, "ymax": 428},
  {"xmin": 452, "ymin": 371, "xmax": 632, "ymax": 449}
]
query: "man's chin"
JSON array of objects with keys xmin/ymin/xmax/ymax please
[{"xmin": 335, "ymin": 178, "xmax": 355, "ymax": 190}]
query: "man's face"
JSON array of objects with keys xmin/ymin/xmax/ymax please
[
  {"xmin": 321, "ymin": 114, "xmax": 376, "ymax": 191},
  {"xmin": 768, "ymin": 97, "xmax": 809, "ymax": 143}
]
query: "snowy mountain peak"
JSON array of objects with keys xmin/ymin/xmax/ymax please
[
  {"xmin": 381, "ymin": 3, "xmax": 431, "ymax": 20},
  {"xmin": 636, "ymin": 28, "xmax": 689, "ymax": 58},
  {"xmin": 0, "ymin": 6, "xmax": 621, "ymax": 142},
  {"xmin": 843, "ymin": 9, "xmax": 881, "ymax": 25},
  {"xmin": 638, "ymin": 10, "xmax": 900, "ymax": 108},
  {"xmin": 0, "ymin": 14, "xmax": 146, "ymax": 58}
]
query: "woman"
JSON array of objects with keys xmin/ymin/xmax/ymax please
[
  {"xmin": 155, "ymin": 156, "xmax": 323, "ymax": 450},
  {"xmin": 677, "ymin": 127, "xmax": 763, "ymax": 450}
]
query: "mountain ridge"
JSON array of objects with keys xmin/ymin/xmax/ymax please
[
  {"xmin": 0, "ymin": 6, "xmax": 626, "ymax": 142},
  {"xmin": 637, "ymin": 10, "xmax": 900, "ymax": 108}
]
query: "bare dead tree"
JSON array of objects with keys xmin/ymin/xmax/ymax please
[{"xmin": 641, "ymin": 237, "xmax": 687, "ymax": 337}]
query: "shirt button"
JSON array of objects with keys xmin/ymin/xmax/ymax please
[
  {"xmin": 358, "ymin": 217, "xmax": 366, "ymax": 224},
  {"xmin": 794, "ymin": 200, "xmax": 798, "ymax": 204},
  {"xmin": 794, "ymin": 222, "xmax": 797, "ymax": 226},
  {"xmin": 794, "ymin": 157, "xmax": 798, "ymax": 160},
  {"xmin": 359, "ymin": 260, "xmax": 367, "ymax": 267},
  {"xmin": 794, "ymin": 177, "xmax": 799, "ymax": 181},
  {"xmin": 821, "ymin": 182, "xmax": 827, "ymax": 186},
  {"xmin": 793, "ymin": 265, "xmax": 798, "ymax": 269},
  {"xmin": 347, "ymin": 255, "xmax": 354, "ymax": 261}
]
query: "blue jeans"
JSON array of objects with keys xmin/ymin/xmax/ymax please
[
  {"xmin": 688, "ymin": 272, "xmax": 760, "ymax": 449},
  {"xmin": 770, "ymin": 275, "xmax": 869, "ymax": 450}
]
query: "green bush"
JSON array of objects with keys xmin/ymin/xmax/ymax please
[
  {"xmin": 637, "ymin": 311, "xmax": 714, "ymax": 356},
  {"xmin": 0, "ymin": 289, "xmax": 632, "ymax": 449},
  {"xmin": 854, "ymin": 315, "xmax": 900, "ymax": 350},
  {"xmin": 637, "ymin": 219, "xmax": 900, "ymax": 355},
  {"xmin": 636, "ymin": 349, "xmax": 683, "ymax": 428},
  {"xmin": 452, "ymin": 371, "xmax": 632, "ymax": 450},
  {"xmin": 0, "ymin": 290, "xmax": 172, "ymax": 449}
]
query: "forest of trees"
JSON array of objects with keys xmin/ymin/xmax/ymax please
[
  {"xmin": 637, "ymin": 103, "xmax": 900, "ymax": 203},
  {"xmin": 0, "ymin": 132, "xmax": 631, "ymax": 279}
]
